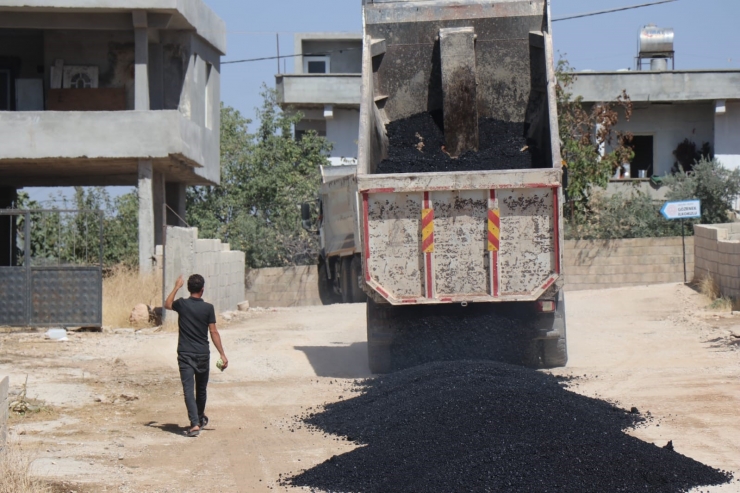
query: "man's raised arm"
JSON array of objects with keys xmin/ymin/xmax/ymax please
[{"xmin": 165, "ymin": 275, "xmax": 185, "ymax": 310}]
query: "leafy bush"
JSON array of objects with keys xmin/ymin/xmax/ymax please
[
  {"xmin": 565, "ymin": 191, "xmax": 686, "ymax": 240},
  {"xmin": 663, "ymin": 157, "xmax": 740, "ymax": 224},
  {"xmin": 671, "ymin": 139, "xmax": 712, "ymax": 174}
]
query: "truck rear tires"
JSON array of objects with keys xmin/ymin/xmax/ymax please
[
  {"xmin": 318, "ymin": 258, "xmax": 338, "ymax": 305},
  {"xmin": 542, "ymin": 290, "xmax": 568, "ymax": 367},
  {"xmin": 366, "ymin": 298, "xmax": 394, "ymax": 374},
  {"xmin": 528, "ymin": 290, "xmax": 568, "ymax": 368},
  {"xmin": 340, "ymin": 257, "xmax": 353, "ymax": 304},
  {"xmin": 350, "ymin": 256, "xmax": 367, "ymax": 303},
  {"xmin": 542, "ymin": 331, "xmax": 567, "ymax": 368}
]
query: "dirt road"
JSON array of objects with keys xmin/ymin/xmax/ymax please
[{"xmin": 1, "ymin": 283, "xmax": 738, "ymax": 492}]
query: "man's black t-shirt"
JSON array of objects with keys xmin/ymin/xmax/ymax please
[{"xmin": 172, "ymin": 297, "xmax": 216, "ymax": 355}]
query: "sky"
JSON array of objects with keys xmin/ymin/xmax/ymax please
[
  {"xmin": 211, "ymin": 0, "xmax": 740, "ymax": 122},
  {"xmin": 25, "ymin": 0, "xmax": 740, "ymax": 204}
]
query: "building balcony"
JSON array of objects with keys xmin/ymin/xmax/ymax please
[
  {"xmin": 0, "ymin": 110, "xmax": 218, "ymax": 187},
  {"xmin": 276, "ymin": 74, "xmax": 361, "ymax": 107}
]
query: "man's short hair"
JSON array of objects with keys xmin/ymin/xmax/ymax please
[{"xmin": 187, "ymin": 274, "xmax": 205, "ymax": 294}]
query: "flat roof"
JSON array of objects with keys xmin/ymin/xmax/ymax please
[
  {"xmin": 569, "ymin": 70, "xmax": 740, "ymax": 103},
  {"xmin": 294, "ymin": 32, "xmax": 363, "ymax": 41},
  {"xmin": 0, "ymin": 0, "xmax": 226, "ymax": 54}
]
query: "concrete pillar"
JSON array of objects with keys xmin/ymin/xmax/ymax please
[
  {"xmin": 0, "ymin": 188, "xmax": 18, "ymax": 267},
  {"xmin": 133, "ymin": 11, "xmax": 150, "ymax": 111},
  {"xmin": 153, "ymin": 171, "xmax": 165, "ymax": 247},
  {"xmin": 166, "ymin": 182, "xmax": 187, "ymax": 226},
  {"xmin": 138, "ymin": 160, "xmax": 154, "ymax": 273}
]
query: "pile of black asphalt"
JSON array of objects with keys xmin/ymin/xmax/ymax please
[
  {"xmin": 376, "ymin": 112, "xmax": 532, "ymax": 174},
  {"xmin": 286, "ymin": 361, "xmax": 732, "ymax": 493}
]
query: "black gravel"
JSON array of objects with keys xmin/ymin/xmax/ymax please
[
  {"xmin": 287, "ymin": 361, "xmax": 732, "ymax": 493},
  {"xmin": 376, "ymin": 112, "xmax": 532, "ymax": 174}
]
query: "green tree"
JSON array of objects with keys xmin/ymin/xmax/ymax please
[
  {"xmin": 187, "ymin": 88, "xmax": 332, "ymax": 268},
  {"xmin": 557, "ymin": 58, "xmax": 634, "ymax": 217},
  {"xmin": 16, "ymin": 187, "xmax": 139, "ymax": 268},
  {"xmin": 663, "ymin": 157, "xmax": 740, "ymax": 224}
]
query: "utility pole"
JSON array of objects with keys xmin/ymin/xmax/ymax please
[{"xmin": 276, "ymin": 33, "xmax": 280, "ymax": 74}]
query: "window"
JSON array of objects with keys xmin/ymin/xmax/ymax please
[
  {"xmin": 630, "ymin": 135, "xmax": 654, "ymax": 177},
  {"xmin": 304, "ymin": 56, "xmax": 330, "ymax": 74},
  {"xmin": 0, "ymin": 70, "xmax": 10, "ymax": 111},
  {"xmin": 295, "ymin": 119, "xmax": 327, "ymax": 141},
  {"xmin": 295, "ymin": 129, "xmax": 327, "ymax": 140}
]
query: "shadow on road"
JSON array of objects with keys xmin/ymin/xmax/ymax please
[
  {"xmin": 295, "ymin": 342, "xmax": 372, "ymax": 379},
  {"xmin": 145, "ymin": 421, "xmax": 186, "ymax": 436}
]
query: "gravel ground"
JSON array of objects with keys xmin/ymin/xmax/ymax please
[
  {"xmin": 376, "ymin": 112, "xmax": 532, "ymax": 174},
  {"xmin": 288, "ymin": 361, "xmax": 733, "ymax": 493}
]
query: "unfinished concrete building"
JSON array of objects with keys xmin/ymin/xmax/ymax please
[
  {"xmin": 275, "ymin": 32, "xmax": 362, "ymax": 166},
  {"xmin": 0, "ymin": 0, "xmax": 226, "ymax": 272}
]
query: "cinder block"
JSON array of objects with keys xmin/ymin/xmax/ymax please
[
  {"xmin": 719, "ymin": 242, "xmax": 735, "ymax": 255},
  {"xmin": 699, "ymin": 237, "xmax": 714, "ymax": 251},
  {"xmin": 194, "ymin": 240, "xmax": 210, "ymax": 254}
]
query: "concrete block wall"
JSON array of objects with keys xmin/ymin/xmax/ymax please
[
  {"xmin": 245, "ymin": 266, "xmax": 322, "ymax": 308},
  {"xmin": 241, "ymin": 237, "xmax": 696, "ymax": 307},
  {"xmin": 165, "ymin": 227, "xmax": 246, "ymax": 315},
  {"xmin": 563, "ymin": 236, "xmax": 694, "ymax": 291},
  {"xmin": 694, "ymin": 224, "xmax": 740, "ymax": 299},
  {"xmin": 1, "ymin": 375, "xmax": 8, "ymax": 446}
]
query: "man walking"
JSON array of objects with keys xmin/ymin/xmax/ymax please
[{"xmin": 165, "ymin": 274, "xmax": 229, "ymax": 437}]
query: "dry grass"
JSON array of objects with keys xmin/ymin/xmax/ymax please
[
  {"xmin": 698, "ymin": 275, "xmax": 721, "ymax": 301},
  {"xmin": 102, "ymin": 267, "xmax": 162, "ymax": 328},
  {"xmin": 696, "ymin": 275, "xmax": 737, "ymax": 312},
  {"xmin": 0, "ymin": 438, "xmax": 50, "ymax": 493}
]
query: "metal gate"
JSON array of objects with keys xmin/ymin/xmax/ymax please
[{"xmin": 0, "ymin": 209, "xmax": 103, "ymax": 328}]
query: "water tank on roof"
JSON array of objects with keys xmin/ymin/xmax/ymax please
[
  {"xmin": 650, "ymin": 58, "xmax": 668, "ymax": 71},
  {"xmin": 639, "ymin": 24, "xmax": 674, "ymax": 56}
]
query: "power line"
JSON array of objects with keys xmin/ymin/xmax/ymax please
[
  {"xmin": 223, "ymin": 47, "xmax": 361, "ymax": 66},
  {"xmin": 223, "ymin": 1, "xmax": 679, "ymax": 65},
  {"xmin": 553, "ymin": 0, "xmax": 678, "ymax": 22},
  {"xmin": 223, "ymin": 53, "xmax": 303, "ymax": 65}
]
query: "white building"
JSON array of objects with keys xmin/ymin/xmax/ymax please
[
  {"xmin": 571, "ymin": 70, "xmax": 740, "ymax": 176},
  {"xmin": 570, "ymin": 69, "xmax": 740, "ymax": 199},
  {"xmin": 275, "ymin": 32, "xmax": 362, "ymax": 166}
]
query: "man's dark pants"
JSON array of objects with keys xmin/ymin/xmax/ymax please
[{"xmin": 178, "ymin": 353, "xmax": 210, "ymax": 427}]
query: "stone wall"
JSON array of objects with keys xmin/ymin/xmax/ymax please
[
  {"xmin": 242, "ymin": 237, "xmax": 695, "ymax": 306},
  {"xmin": 694, "ymin": 224, "xmax": 740, "ymax": 298},
  {"xmin": 165, "ymin": 227, "xmax": 245, "ymax": 315},
  {"xmin": 1, "ymin": 375, "xmax": 8, "ymax": 446},
  {"xmin": 565, "ymin": 237, "xmax": 694, "ymax": 291},
  {"xmin": 245, "ymin": 266, "xmax": 322, "ymax": 308}
]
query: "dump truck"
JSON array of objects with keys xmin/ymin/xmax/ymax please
[
  {"xmin": 305, "ymin": 0, "xmax": 566, "ymax": 373},
  {"xmin": 302, "ymin": 165, "xmax": 367, "ymax": 305}
]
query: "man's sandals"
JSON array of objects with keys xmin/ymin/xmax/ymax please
[
  {"xmin": 183, "ymin": 415, "xmax": 209, "ymax": 438},
  {"xmin": 183, "ymin": 427, "xmax": 200, "ymax": 438}
]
